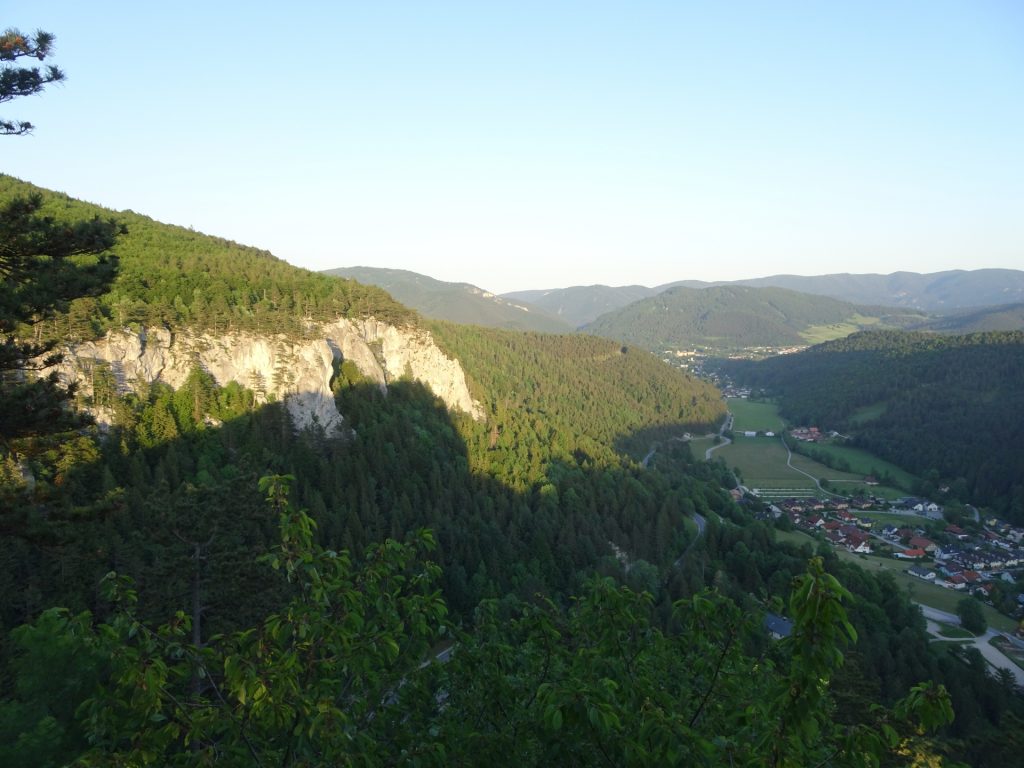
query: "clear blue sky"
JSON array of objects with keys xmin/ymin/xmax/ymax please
[{"xmin": 4, "ymin": 1, "xmax": 1023, "ymax": 293}]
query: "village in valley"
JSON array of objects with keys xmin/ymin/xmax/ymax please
[
  {"xmin": 771, "ymin": 495, "xmax": 1024, "ymax": 607},
  {"xmin": 700, "ymin": 384, "xmax": 1024, "ymax": 655}
]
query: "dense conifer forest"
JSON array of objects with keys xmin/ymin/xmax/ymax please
[
  {"xmin": 717, "ymin": 331, "xmax": 1024, "ymax": 521},
  {"xmin": 0, "ymin": 175, "xmax": 413, "ymax": 340}
]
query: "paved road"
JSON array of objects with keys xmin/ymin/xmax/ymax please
[
  {"xmin": 674, "ymin": 512, "xmax": 707, "ymax": 567},
  {"xmin": 916, "ymin": 604, "xmax": 1024, "ymax": 686},
  {"xmin": 705, "ymin": 412, "xmax": 733, "ymax": 460},
  {"xmin": 637, "ymin": 435, "xmax": 709, "ymax": 567},
  {"xmin": 642, "ymin": 435, "xmax": 691, "ymax": 468},
  {"xmin": 641, "ymin": 446, "xmax": 657, "ymax": 467},
  {"xmin": 780, "ymin": 436, "xmax": 844, "ymax": 498}
]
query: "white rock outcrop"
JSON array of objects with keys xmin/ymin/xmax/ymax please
[{"xmin": 50, "ymin": 319, "xmax": 483, "ymax": 434}]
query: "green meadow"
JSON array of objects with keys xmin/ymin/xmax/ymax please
[
  {"xmin": 726, "ymin": 398, "xmax": 785, "ymax": 433},
  {"xmin": 717, "ymin": 437, "xmax": 817, "ymax": 490},
  {"xmin": 797, "ymin": 442, "xmax": 917, "ymax": 489}
]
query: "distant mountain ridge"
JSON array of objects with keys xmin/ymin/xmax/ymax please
[
  {"xmin": 503, "ymin": 269, "xmax": 1024, "ymax": 327},
  {"xmin": 682, "ymin": 270, "xmax": 1024, "ymax": 311},
  {"xmin": 323, "ymin": 267, "xmax": 571, "ymax": 333},
  {"xmin": 501, "ymin": 284, "xmax": 659, "ymax": 329},
  {"xmin": 582, "ymin": 285, "xmax": 924, "ymax": 352}
]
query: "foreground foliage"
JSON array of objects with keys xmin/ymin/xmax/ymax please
[{"xmin": 3, "ymin": 477, "xmax": 953, "ymax": 767}]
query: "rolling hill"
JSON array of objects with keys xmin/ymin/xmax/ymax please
[
  {"xmin": 323, "ymin": 266, "xmax": 572, "ymax": 332},
  {"xmin": 915, "ymin": 302, "xmax": 1024, "ymax": 333},
  {"xmin": 504, "ymin": 269, "xmax": 1024, "ymax": 329},
  {"xmin": 693, "ymin": 270, "xmax": 1024, "ymax": 310},
  {"xmin": 582, "ymin": 285, "xmax": 922, "ymax": 352},
  {"xmin": 500, "ymin": 284, "xmax": 658, "ymax": 327}
]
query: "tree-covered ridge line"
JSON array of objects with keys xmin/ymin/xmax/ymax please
[
  {"xmin": 502, "ymin": 270, "xmax": 1024, "ymax": 327},
  {"xmin": 428, "ymin": 322, "xmax": 727, "ymax": 472},
  {"xmin": 323, "ymin": 265, "xmax": 574, "ymax": 333},
  {"xmin": 717, "ymin": 330, "xmax": 1024, "ymax": 520},
  {"xmin": 0, "ymin": 175, "xmax": 415, "ymax": 339},
  {"xmin": 583, "ymin": 284, "xmax": 925, "ymax": 353}
]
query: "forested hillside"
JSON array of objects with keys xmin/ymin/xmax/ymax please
[
  {"xmin": 324, "ymin": 266, "xmax": 572, "ymax": 332},
  {"xmin": 0, "ymin": 175, "xmax": 413, "ymax": 340},
  {"xmin": 2, "ymin": 176, "xmax": 1019, "ymax": 764},
  {"xmin": 718, "ymin": 331, "xmax": 1024, "ymax": 520},
  {"xmin": 584, "ymin": 284, "xmax": 910, "ymax": 352},
  {"xmin": 917, "ymin": 302, "xmax": 1024, "ymax": 333}
]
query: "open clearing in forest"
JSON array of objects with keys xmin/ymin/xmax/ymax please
[
  {"xmin": 774, "ymin": 529, "xmax": 1016, "ymax": 633},
  {"xmin": 716, "ymin": 438, "xmax": 817, "ymax": 490},
  {"xmin": 726, "ymin": 398, "xmax": 785, "ymax": 433},
  {"xmin": 716, "ymin": 437, "xmax": 904, "ymax": 499},
  {"xmin": 722, "ymin": 401, "xmax": 906, "ymax": 499},
  {"xmin": 797, "ymin": 442, "xmax": 917, "ymax": 489},
  {"xmin": 800, "ymin": 318, "xmax": 873, "ymax": 345}
]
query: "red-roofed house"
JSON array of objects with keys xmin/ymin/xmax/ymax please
[
  {"xmin": 909, "ymin": 537, "xmax": 937, "ymax": 553},
  {"xmin": 894, "ymin": 549, "xmax": 927, "ymax": 560},
  {"xmin": 947, "ymin": 574, "xmax": 967, "ymax": 590}
]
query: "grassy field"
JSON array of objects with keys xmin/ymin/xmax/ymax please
[
  {"xmin": 727, "ymin": 398, "xmax": 785, "ymax": 433},
  {"xmin": 939, "ymin": 625, "xmax": 976, "ymax": 639},
  {"xmin": 717, "ymin": 435, "xmax": 904, "ymax": 500},
  {"xmin": 716, "ymin": 438, "xmax": 817, "ymax": 490},
  {"xmin": 800, "ymin": 321, "xmax": 864, "ymax": 345},
  {"xmin": 796, "ymin": 443, "xmax": 917, "ymax": 489},
  {"xmin": 847, "ymin": 510, "xmax": 937, "ymax": 530},
  {"xmin": 800, "ymin": 314, "xmax": 882, "ymax": 345},
  {"xmin": 774, "ymin": 529, "xmax": 1017, "ymax": 633},
  {"xmin": 788, "ymin": 452, "xmax": 865, "ymax": 482}
]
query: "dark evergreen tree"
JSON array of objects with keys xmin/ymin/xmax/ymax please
[
  {"xmin": 0, "ymin": 194, "xmax": 122, "ymax": 441},
  {"xmin": 1, "ymin": 28, "xmax": 64, "ymax": 135}
]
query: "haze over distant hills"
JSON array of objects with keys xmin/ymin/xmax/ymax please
[
  {"xmin": 322, "ymin": 266, "xmax": 571, "ymax": 333},
  {"xmin": 504, "ymin": 269, "xmax": 1024, "ymax": 327},
  {"xmin": 681, "ymin": 270, "xmax": 1024, "ymax": 311},
  {"xmin": 583, "ymin": 285, "xmax": 925, "ymax": 353},
  {"xmin": 501, "ymin": 285, "xmax": 659, "ymax": 329},
  {"xmin": 318, "ymin": 267, "xmax": 1024, "ymax": 345}
]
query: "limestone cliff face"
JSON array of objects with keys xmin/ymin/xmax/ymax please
[{"xmin": 51, "ymin": 319, "xmax": 483, "ymax": 433}]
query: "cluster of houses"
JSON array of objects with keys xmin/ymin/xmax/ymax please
[
  {"xmin": 775, "ymin": 498, "xmax": 878, "ymax": 553},
  {"xmin": 905, "ymin": 521, "xmax": 1024, "ymax": 600},
  {"xmin": 789, "ymin": 426, "xmax": 824, "ymax": 442},
  {"xmin": 890, "ymin": 497, "xmax": 944, "ymax": 521},
  {"xmin": 774, "ymin": 495, "xmax": 1024, "ymax": 613}
]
